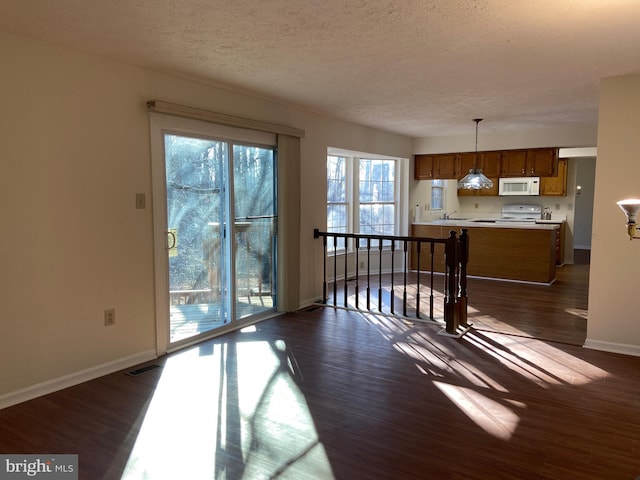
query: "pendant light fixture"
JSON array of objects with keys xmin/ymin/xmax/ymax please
[{"xmin": 457, "ymin": 118, "xmax": 494, "ymax": 190}]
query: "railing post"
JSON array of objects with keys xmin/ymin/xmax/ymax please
[
  {"xmin": 429, "ymin": 241, "xmax": 435, "ymax": 320},
  {"xmin": 378, "ymin": 240, "xmax": 383, "ymax": 311},
  {"xmin": 344, "ymin": 234, "xmax": 349, "ymax": 308},
  {"xmin": 390, "ymin": 241, "xmax": 395, "ymax": 314},
  {"xmin": 355, "ymin": 242, "xmax": 360, "ymax": 309},
  {"xmin": 366, "ymin": 238, "xmax": 371, "ymax": 310},
  {"xmin": 314, "ymin": 229, "xmax": 328, "ymax": 304},
  {"xmin": 403, "ymin": 240, "xmax": 408, "ymax": 317},
  {"xmin": 444, "ymin": 230, "xmax": 459, "ymax": 335},
  {"xmin": 416, "ymin": 240, "xmax": 421, "ymax": 319},
  {"xmin": 457, "ymin": 229, "xmax": 469, "ymax": 328},
  {"xmin": 333, "ymin": 235, "xmax": 338, "ymax": 307}
]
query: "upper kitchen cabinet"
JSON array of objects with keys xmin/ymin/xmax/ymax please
[
  {"xmin": 501, "ymin": 148, "xmax": 558, "ymax": 177},
  {"xmin": 527, "ymin": 148, "xmax": 558, "ymax": 176},
  {"xmin": 501, "ymin": 150, "xmax": 529, "ymax": 176},
  {"xmin": 457, "ymin": 151, "xmax": 500, "ymax": 197},
  {"xmin": 540, "ymin": 158, "xmax": 567, "ymax": 196},
  {"xmin": 457, "ymin": 151, "xmax": 501, "ymax": 179},
  {"xmin": 418, "ymin": 147, "xmax": 557, "ymax": 181},
  {"xmin": 480, "ymin": 151, "xmax": 502, "ymax": 177},
  {"xmin": 414, "ymin": 154, "xmax": 434, "ymax": 179},
  {"xmin": 434, "ymin": 153, "xmax": 458, "ymax": 179},
  {"xmin": 415, "ymin": 153, "xmax": 458, "ymax": 180},
  {"xmin": 457, "ymin": 152, "xmax": 477, "ymax": 180}
]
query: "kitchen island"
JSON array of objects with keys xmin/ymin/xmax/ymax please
[{"xmin": 411, "ymin": 220, "xmax": 560, "ymax": 284}]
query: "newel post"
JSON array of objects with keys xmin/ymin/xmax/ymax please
[
  {"xmin": 444, "ymin": 230, "xmax": 459, "ymax": 334},
  {"xmin": 457, "ymin": 229, "xmax": 469, "ymax": 328}
]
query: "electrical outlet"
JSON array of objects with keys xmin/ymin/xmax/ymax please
[
  {"xmin": 104, "ymin": 308, "xmax": 116, "ymax": 326},
  {"xmin": 136, "ymin": 193, "xmax": 146, "ymax": 209}
]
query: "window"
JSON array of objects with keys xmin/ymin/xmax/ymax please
[
  {"xmin": 327, "ymin": 152, "xmax": 399, "ymax": 251},
  {"xmin": 431, "ymin": 179, "xmax": 445, "ymax": 211},
  {"xmin": 359, "ymin": 159, "xmax": 396, "ymax": 237},
  {"xmin": 327, "ymin": 155, "xmax": 348, "ymax": 250}
]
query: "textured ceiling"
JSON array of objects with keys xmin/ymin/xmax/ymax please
[{"xmin": 1, "ymin": 0, "xmax": 639, "ymax": 137}]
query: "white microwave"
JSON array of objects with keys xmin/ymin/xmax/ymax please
[{"xmin": 498, "ymin": 177, "xmax": 540, "ymax": 196}]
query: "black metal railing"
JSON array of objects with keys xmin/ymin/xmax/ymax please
[{"xmin": 313, "ymin": 229, "xmax": 469, "ymax": 335}]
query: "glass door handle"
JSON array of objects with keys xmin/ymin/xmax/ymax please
[{"xmin": 167, "ymin": 230, "xmax": 176, "ymax": 249}]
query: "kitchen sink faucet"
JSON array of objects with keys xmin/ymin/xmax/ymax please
[{"xmin": 442, "ymin": 210, "xmax": 457, "ymax": 220}]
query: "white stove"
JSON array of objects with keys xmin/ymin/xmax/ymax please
[{"xmin": 496, "ymin": 204, "xmax": 542, "ymax": 224}]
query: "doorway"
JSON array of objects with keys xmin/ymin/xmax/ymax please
[{"xmin": 150, "ymin": 114, "xmax": 278, "ymax": 353}]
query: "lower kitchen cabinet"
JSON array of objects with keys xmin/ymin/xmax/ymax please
[
  {"xmin": 555, "ymin": 222, "xmax": 566, "ymax": 265},
  {"xmin": 411, "ymin": 223, "xmax": 558, "ymax": 284}
]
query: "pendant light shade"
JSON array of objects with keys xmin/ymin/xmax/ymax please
[{"xmin": 458, "ymin": 119, "xmax": 494, "ymax": 190}]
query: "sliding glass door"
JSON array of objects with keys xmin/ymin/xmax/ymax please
[
  {"xmin": 232, "ymin": 145, "xmax": 277, "ymax": 320},
  {"xmin": 151, "ymin": 114, "xmax": 277, "ymax": 351},
  {"xmin": 164, "ymin": 134, "xmax": 230, "ymax": 343}
]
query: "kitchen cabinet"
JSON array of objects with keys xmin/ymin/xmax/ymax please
[
  {"xmin": 477, "ymin": 179, "xmax": 500, "ymax": 196},
  {"xmin": 555, "ymin": 223, "xmax": 566, "ymax": 265},
  {"xmin": 418, "ymin": 148, "xmax": 557, "ymax": 181},
  {"xmin": 501, "ymin": 150, "xmax": 529, "ymax": 176},
  {"xmin": 501, "ymin": 148, "xmax": 558, "ymax": 177},
  {"xmin": 480, "ymin": 151, "xmax": 502, "ymax": 177},
  {"xmin": 458, "ymin": 151, "xmax": 502, "ymax": 180},
  {"xmin": 414, "ymin": 154, "xmax": 434, "ymax": 179},
  {"xmin": 415, "ymin": 153, "xmax": 461, "ymax": 180},
  {"xmin": 527, "ymin": 148, "xmax": 557, "ymax": 176},
  {"xmin": 540, "ymin": 158, "xmax": 567, "ymax": 196},
  {"xmin": 434, "ymin": 153, "xmax": 458, "ymax": 179},
  {"xmin": 411, "ymin": 222, "xmax": 557, "ymax": 283},
  {"xmin": 457, "ymin": 152, "xmax": 478, "ymax": 180},
  {"xmin": 457, "ymin": 151, "xmax": 501, "ymax": 197}
]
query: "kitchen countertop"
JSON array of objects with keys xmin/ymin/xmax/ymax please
[
  {"xmin": 413, "ymin": 219, "xmax": 560, "ymax": 230},
  {"xmin": 535, "ymin": 219, "xmax": 566, "ymax": 224}
]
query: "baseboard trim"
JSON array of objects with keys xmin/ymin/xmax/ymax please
[
  {"xmin": 0, "ymin": 350, "xmax": 157, "ymax": 410},
  {"xmin": 583, "ymin": 339, "xmax": 640, "ymax": 357}
]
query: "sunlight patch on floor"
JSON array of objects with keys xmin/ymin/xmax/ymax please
[
  {"xmin": 565, "ymin": 307, "xmax": 588, "ymax": 320},
  {"xmin": 433, "ymin": 381, "xmax": 524, "ymax": 440},
  {"xmin": 121, "ymin": 338, "xmax": 334, "ymax": 479},
  {"xmin": 354, "ymin": 310, "xmax": 609, "ymax": 443}
]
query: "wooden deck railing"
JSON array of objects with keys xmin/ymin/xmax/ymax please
[{"xmin": 313, "ymin": 228, "xmax": 469, "ymax": 336}]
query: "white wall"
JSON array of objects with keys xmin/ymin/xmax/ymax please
[
  {"xmin": 586, "ymin": 74, "xmax": 640, "ymax": 356},
  {"xmin": 574, "ymin": 158, "xmax": 597, "ymax": 249},
  {"xmin": 0, "ymin": 30, "xmax": 412, "ymax": 404},
  {"xmin": 413, "ymin": 125, "xmax": 598, "ymax": 154}
]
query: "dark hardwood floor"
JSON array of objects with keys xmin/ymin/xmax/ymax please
[
  {"xmin": 329, "ymin": 254, "xmax": 589, "ymax": 346},
  {"xmin": 465, "ymin": 262, "xmax": 589, "ymax": 346},
  {"xmin": 4, "ymin": 253, "xmax": 640, "ymax": 479}
]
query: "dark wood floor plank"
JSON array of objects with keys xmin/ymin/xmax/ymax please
[{"xmin": 2, "ymin": 262, "xmax": 640, "ymax": 479}]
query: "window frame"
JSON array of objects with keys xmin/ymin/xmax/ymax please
[
  {"xmin": 431, "ymin": 179, "xmax": 445, "ymax": 212},
  {"xmin": 327, "ymin": 152, "xmax": 401, "ymax": 253},
  {"xmin": 326, "ymin": 155, "xmax": 352, "ymax": 251}
]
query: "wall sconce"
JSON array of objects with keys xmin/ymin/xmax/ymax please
[
  {"xmin": 617, "ymin": 198, "xmax": 640, "ymax": 240},
  {"xmin": 576, "ymin": 185, "xmax": 582, "ymax": 195}
]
